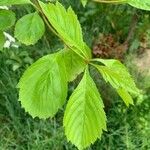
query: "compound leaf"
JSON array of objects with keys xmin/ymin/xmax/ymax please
[
  {"xmin": 40, "ymin": 1, "xmax": 91, "ymax": 59},
  {"xmin": 18, "ymin": 52, "xmax": 68, "ymax": 119},
  {"xmin": 128, "ymin": 0, "xmax": 150, "ymax": 11},
  {"xmin": 0, "ymin": 0, "xmax": 31, "ymax": 5},
  {"xmin": 61, "ymin": 48, "xmax": 86, "ymax": 81},
  {"xmin": 63, "ymin": 68, "xmax": 106, "ymax": 150},
  {"xmin": 93, "ymin": 59, "xmax": 139, "ymax": 106},
  {"xmin": 15, "ymin": 12, "xmax": 45, "ymax": 45},
  {"xmin": 0, "ymin": 9, "xmax": 16, "ymax": 31},
  {"xmin": 0, "ymin": 31, "xmax": 5, "ymax": 50}
]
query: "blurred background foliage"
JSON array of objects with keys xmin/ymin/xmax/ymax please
[{"xmin": 0, "ymin": 0, "xmax": 150, "ymax": 149}]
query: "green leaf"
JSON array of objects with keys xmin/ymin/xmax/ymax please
[
  {"xmin": 40, "ymin": 1, "xmax": 91, "ymax": 59},
  {"xmin": 92, "ymin": 59, "xmax": 139, "ymax": 106},
  {"xmin": 81, "ymin": 0, "xmax": 88, "ymax": 7},
  {"xmin": 0, "ymin": 0, "xmax": 31, "ymax": 5},
  {"xmin": 0, "ymin": 31, "xmax": 5, "ymax": 51},
  {"xmin": 93, "ymin": 0, "xmax": 127, "ymax": 4},
  {"xmin": 0, "ymin": 9, "xmax": 16, "ymax": 31},
  {"xmin": 15, "ymin": 12, "xmax": 45, "ymax": 45},
  {"xmin": 128, "ymin": 0, "xmax": 150, "ymax": 11},
  {"xmin": 117, "ymin": 88, "xmax": 133, "ymax": 107},
  {"xmin": 63, "ymin": 68, "xmax": 106, "ymax": 150},
  {"xmin": 18, "ymin": 52, "xmax": 68, "ymax": 119},
  {"xmin": 61, "ymin": 48, "xmax": 87, "ymax": 81}
]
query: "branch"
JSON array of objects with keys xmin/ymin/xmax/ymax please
[{"xmin": 124, "ymin": 11, "xmax": 138, "ymax": 45}]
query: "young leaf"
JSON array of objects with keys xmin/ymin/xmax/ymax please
[
  {"xmin": 0, "ymin": 9, "xmax": 16, "ymax": 31},
  {"xmin": 92, "ymin": 59, "xmax": 139, "ymax": 106},
  {"xmin": 128, "ymin": 0, "xmax": 150, "ymax": 11},
  {"xmin": 63, "ymin": 68, "xmax": 106, "ymax": 150},
  {"xmin": 0, "ymin": 0, "xmax": 31, "ymax": 5},
  {"xmin": 15, "ymin": 12, "xmax": 45, "ymax": 45},
  {"xmin": 61, "ymin": 48, "xmax": 87, "ymax": 81},
  {"xmin": 18, "ymin": 52, "xmax": 68, "ymax": 119},
  {"xmin": 0, "ymin": 31, "xmax": 5, "ymax": 51},
  {"xmin": 39, "ymin": 1, "xmax": 91, "ymax": 59}
]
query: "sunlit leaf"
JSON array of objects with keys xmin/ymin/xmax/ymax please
[
  {"xmin": 40, "ymin": 1, "xmax": 91, "ymax": 59},
  {"xmin": 64, "ymin": 68, "xmax": 106, "ymax": 150},
  {"xmin": 128, "ymin": 0, "xmax": 150, "ymax": 11},
  {"xmin": 0, "ymin": 9, "xmax": 16, "ymax": 31},
  {"xmin": 18, "ymin": 52, "xmax": 68, "ymax": 119},
  {"xmin": 61, "ymin": 48, "xmax": 87, "ymax": 81},
  {"xmin": 93, "ymin": 59, "xmax": 139, "ymax": 106},
  {"xmin": 15, "ymin": 12, "xmax": 45, "ymax": 45},
  {"xmin": 117, "ymin": 88, "xmax": 133, "ymax": 106},
  {"xmin": 0, "ymin": 0, "xmax": 31, "ymax": 5}
]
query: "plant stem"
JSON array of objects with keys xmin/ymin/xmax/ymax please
[
  {"xmin": 90, "ymin": 58, "xmax": 104, "ymax": 62},
  {"xmin": 124, "ymin": 10, "xmax": 138, "ymax": 45},
  {"xmin": 31, "ymin": 0, "xmax": 59, "ymax": 36}
]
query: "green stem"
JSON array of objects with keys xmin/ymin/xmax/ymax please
[
  {"xmin": 31, "ymin": 0, "xmax": 59, "ymax": 36},
  {"xmin": 90, "ymin": 58, "xmax": 104, "ymax": 62}
]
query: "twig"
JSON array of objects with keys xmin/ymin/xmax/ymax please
[{"xmin": 124, "ymin": 10, "xmax": 138, "ymax": 45}]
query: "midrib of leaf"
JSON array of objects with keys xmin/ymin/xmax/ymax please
[
  {"xmin": 80, "ymin": 76, "xmax": 87, "ymax": 148},
  {"xmin": 78, "ymin": 72, "xmax": 101, "ymax": 148}
]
